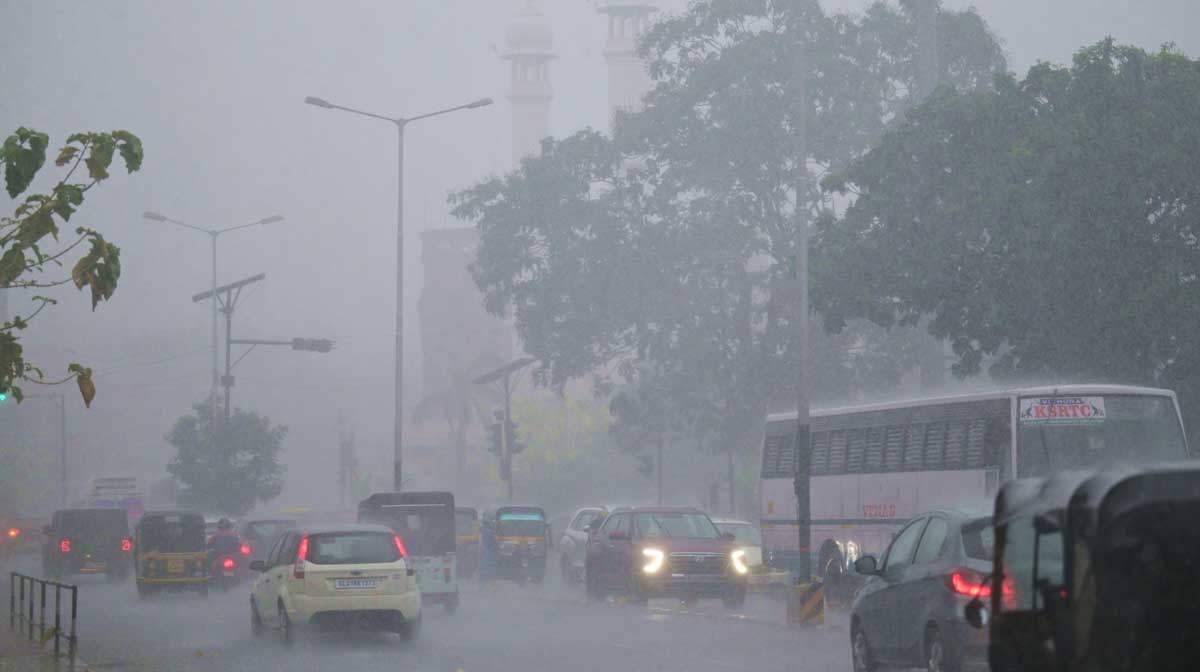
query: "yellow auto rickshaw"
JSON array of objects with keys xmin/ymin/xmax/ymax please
[{"xmin": 134, "ymin": 510, "xmax": 209, "ymax": 597}]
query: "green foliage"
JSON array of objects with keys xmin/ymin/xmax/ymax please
[
  {"xmin": 0, "ymin": 127, "xmax": 143, "ymax": 405},
  {"xmin": 817, "ymin": 40, "xmax": 1200, "ymax": 429},
  {"xmin": 453, "ymin": 1, "xmax": 1003, "ymax": 457},
  {"xmin": 166, "ymin": 400, "xmax": 287, "ymax": 516}
]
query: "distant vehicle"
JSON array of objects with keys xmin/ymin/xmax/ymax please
[
  {"xmin": 455, "ymin": 507, "xmax": 480, "ymax": 579},
  {"xmin": 558, "ymin": 507, "xmax": 606, "ymax": 586},
  {"xmin": 134, "ymin": 510, "xmax": 208, "ymax": 597},
  {"xmin": 759, "ymin": 385, "xmax": 1189, "ymax": 588},
  {"xmin": 41, "ymin": 508, "xmax": 131, "ymax": 581},
  {"xmin": 973, "ymin": 462, "xmax": 1200, "ymax": 672},
  {"xmin": 0, "ymin": 516, "xmax": 45, "ymax": 556},
  {"xmin": 235, "ymin": 517, "xmax": 295, "ymax": 565},
  {"xmin": 849, "ymin": 509, "xmax": 992, "ymax": 672},
  {"xmin": 359, "ymin": 492, "xmax": 458, "ymax": 613},
  {"xmin": 711, "ymin": 519, "xmax": 763, "ymax": 570},
  {"xmin": 489, "ymin": 506, "xmax": 551, "ymax": 586},
  {"xmin": 585, "ymin": 506, "xmax": 748, "ymax": 608},
  {"xmin": 249, "ymin": 523, "xmax": 421, "ymax": 644},
  {"xmin": 81, "ymin": 476, "xmax": 145, "ymax": 525}
]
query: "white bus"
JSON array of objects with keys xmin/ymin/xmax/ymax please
[{"xmin": 759, "ymin": 385, "xmax": 1189, "ymax": 581}]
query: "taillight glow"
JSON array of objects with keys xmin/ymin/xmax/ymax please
[
  {"xmin": 6, "ymin": 527, "xmax": 19, "ymax": 539},
  {"xmin": 393, "ymin": 534, "xmax": 407, "ymax": 558},
  {"xmin": 240, "ymin": 543, "xmax": 252, "ymax": 556},
  {"xmin": 120, "ymin": 538, "xmax": 132, "ymax": 552},
  {"xmin": 293, "ymin": 535, "xmax": 309, "ymax": 579},
  {"xmin": 59, "ymin": 539, "xmax": 71, "ymax": 554},
  {"xmin": 948, "ymin": 569, "xmax": 990, "ymax": 598},
  {"xmin": 222, "ymin": 557, "xmax": 235, "ymax": 570}
]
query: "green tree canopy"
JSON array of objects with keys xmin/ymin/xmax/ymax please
[
  {"xmin": 453, "ymin": 0, "xmax": 1003, "ymax": 449},
  {"xmin": 0, "ymin": 128, "xmax": 142, "ymax": 406},
  {"xmin": 817, "ymin": 40, "xmax": 1200, "ymax": 429},
  {"xmin": 166, "ymin": 400, "xmax": 287, "ymax": 516}
]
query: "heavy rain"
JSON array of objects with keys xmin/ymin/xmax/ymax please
[{"xmin": 2, "ymin": 1, "xmax": 1200, "ymax": 671}]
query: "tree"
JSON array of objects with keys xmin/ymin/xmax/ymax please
[
  {"xmin": 411, "ymin": 353, "xmax": 503, "ymax": 484},
  {"xmin": 166, "ymin": 400, "xmax": 287, "ymax": 516},
  {"xmin": 816, "ymin": 40, "xmax": 1200, "ymax": 431},
  {"xmin": 453, "ymin": 1, "xmax": 1004, "ymax": 460},
  {"xmin": 0, "ymin": 128, "xmax": 142, "ymax": 406}
]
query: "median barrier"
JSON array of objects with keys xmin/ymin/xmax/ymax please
[{"xmin": 8, "ymin": 572, "xmax": 77, "ymax": 663}]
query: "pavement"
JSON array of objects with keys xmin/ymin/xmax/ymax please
[
  {"xmin": 0, "ymin": 620, "xmax": 84, "ymax": 672},
  {"xmin": 2, "ymin": 553, "xmax": 851, "ymax": 672}
]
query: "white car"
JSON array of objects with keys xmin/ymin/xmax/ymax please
[
  {"xmin": 712, "ymin": 519, "xmax": 763, "ymax": 570},
  {"xmin": 249, "ymin": 523, "xmax": 421, "ymax": 644},
  {"xmin": 557, "ymin": 507, "xmax": 606, "ymax": 586}
]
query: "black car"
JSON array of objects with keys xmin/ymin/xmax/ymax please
[
  {"xmin": 42, "ymin": 508, "xmax": 132, "ymax": 581},
  {"xmin": 235, "ymin": 517, "xmax": 295, "ymax": 565},
  {"xmin": 850, "ymin": 509, "xmax": 992, "ymax": 672}
]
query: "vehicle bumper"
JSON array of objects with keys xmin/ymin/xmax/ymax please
[
  {"xmin": 290, "ymin": 591, "xmax": 421, "ymax": 626},
  {"xmin": 640, "ymin": 574, "xmax": 746, "ymax": 598},
  {"xmin": 137, "ymin": 576, "xmax": 207, "ymax": 586}
]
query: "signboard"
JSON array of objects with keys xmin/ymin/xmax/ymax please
[{"xmin": 1019, "ymin": 397, "xmax": 1106, "ymax": 426}]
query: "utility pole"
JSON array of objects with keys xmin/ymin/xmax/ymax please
[
  {"xmin": 656, "ymin": 437, "xmax": 664, "ymax": 506},
  {"xmin": 337, "ymin": 415, "xmax": 356, "ymax": 507},
  {"xmin": 193, "ymin": 273, "xmax": 265, "ymax": 422},
  {"xmin": 792, "ymin": 38, "xmax": 813, "ymax": 585}
]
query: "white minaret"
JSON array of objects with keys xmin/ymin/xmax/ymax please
[
  {"xmin": 503, "ymin": 0, "xmax": 555, "ymax": 165},
  {"xmin": 597, "ymin": 0, "xmax": 657, "ymax": 125}
]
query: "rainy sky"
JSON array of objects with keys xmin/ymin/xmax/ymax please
[{"xmin": 1, "ymin": 0, "xmax": 1197, "ymax": 508}]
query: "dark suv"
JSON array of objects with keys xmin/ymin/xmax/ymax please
[
  {"xmin": 42, "ymin": 508, "xmax": 132, "ymax": 581},
  {"xmin": 585, "ymin": 506, "xmax": 748, "ymax": 607},
  {"xmin": 849, "ymin": 509, "xmax": 993, "ymax": 672}
]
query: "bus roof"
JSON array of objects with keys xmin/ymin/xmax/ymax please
[{"xmin": 765, "ymin": 384, "xmax": 1177, "ymax": 424}]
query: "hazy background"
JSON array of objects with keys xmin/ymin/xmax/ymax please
[{"xmin": 2, "ymin": 0, "xmax": 1197, "ymax": 510}]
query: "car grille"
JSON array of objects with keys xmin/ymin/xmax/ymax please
[{"xmin": 668, "ymin": 552, "xmax": 727, "ymax": 575}]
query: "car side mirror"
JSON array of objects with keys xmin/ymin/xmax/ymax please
[
  {"xmin": 853, "ymin": 555, "xmax": 880, "ymax": 576},
  {"xmin": 720, "ymin": 532, "xmax": 736, "ymax": 542},
  {"xmin": 964, "ymin": 597, "xmax": 989, "ymax": 629},
  {"xmin": 609, "ymin": 531, "xmax": 628, "ymax": 541},
  {"xmin": 249, "ymin": 560, "xmax": 266, "ymax": 572}
]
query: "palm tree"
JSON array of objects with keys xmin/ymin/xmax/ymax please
[{"xmin": 412, "ymin": 353, "xmax": 503, "ymax": 483}]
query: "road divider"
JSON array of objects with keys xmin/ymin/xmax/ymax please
[{"xmin": 9, "ymin": 571, "xmax": 78, "ymax": 662}]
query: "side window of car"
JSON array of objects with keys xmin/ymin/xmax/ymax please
[
  {"xmin": 571, "ymin": 512, "xmax": 593, "ymax": 532},
  {"xmin": 883, "ymin": 519, "xmax": 928, "ymax": 572},
  {"xmin": 281, "ymin": 534, "xmax": 301, "ymax": 565},
  {"xmin": 913, "ymin": 517, "xmax": 949, "ymax": 565},
  {"xmin": 267, "ymin": 533, "xmax": 288, "ymax": 568},
  {"xmin": 600, "ymin": 513, "xmax": 620, "ymax": 534}
]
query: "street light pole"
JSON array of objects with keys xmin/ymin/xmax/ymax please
[
  {"xmin": 305, "ymin": 94, "xmax": 493, "ymax": 492},
  {"xmin": 141, "ymin": 211, "xmax": 284, "ymax": 424}
]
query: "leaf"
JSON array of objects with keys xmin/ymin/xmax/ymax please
[
  {"xmin": 54, "ymin": 145, "xmax": 79, "ymax": 167},
  {"xmin": 71, "ymin": 365, "xmax": 96, "ymax": 408},
  {"xmin": 71, "ymin": 234, "xmax": 122, "ymax": 309},
  {"xmin": 112, "ymin": 130, "xmax": 144, "ymax": 172},
  {"xmin": 84, "ymin": 135, "xmax": 115, "ymax": 181},
  {"xmin": 2, "ymin": 127, "xmax": 49, "ymax": 198},
  {"xmin": 52, "ymin": 183, "xmax": 85, "ymax": 222}
]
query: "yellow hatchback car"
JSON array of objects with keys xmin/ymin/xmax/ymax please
[{"xmin": 249, "ymin": 523, "xmax": 421, "ymax": 645}]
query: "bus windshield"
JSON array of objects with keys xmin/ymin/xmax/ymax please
[{"xmin": 1016, "ymin": 395, "xmax": 1187, "ymax": 475}]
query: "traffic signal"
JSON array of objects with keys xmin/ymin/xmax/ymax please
[
  {"xmin": 0, "ymin": 392, "xmax": 7, "ymax": 403},
  {"xmin": 291, "ymin": 338, "xmax": 334, "ymax": 353},
  {"xmin": 505, "ymin": 420, "xmax": 525, "ymax": 455},
  {"xmin": 487, "ymin": 421, "xmax": 503, "ymax": 456}
]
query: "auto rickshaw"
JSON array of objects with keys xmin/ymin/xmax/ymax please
[
  {"xmin": 133, "ymin": 510, "xmax": 209, "ymax": 597},
  {"xmin": 967, "ymin": 462, "xmax": 1200, "ymax": 672},
  {"xmin": 490, "ymin": 506, "xmax": 550, "ymax": 586},
  {"xmin": 455, "ymin": 507, "xmax": 481, "ymax": 579},
  {"xmin": 359, "ymin": 491, "xmax": 459, "ymax": 612}
]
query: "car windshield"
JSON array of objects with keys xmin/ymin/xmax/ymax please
[
  {"xmin": 244, "ymin": 520, "xmax": 291, "ymax": 539},
  {"xmin": 59, "ymin": 510, "xmax": 127, "ymax": 538},
  {"xmin": 636, "ymin": 513, "xmax": 721, "ymax": 539},
  {"xmin": 961, "ymin": 517, "xmax": 995, "ymax": 562},
  {"xmin": 1017, "ymin": 395, "xmax": 1187, "ymax": 475},
  {"xmin": 139, "ymin": 516, "xmax": 205, "ymax": 553},
  {"xmin": 306, "ymin": 532, "xmax": 400, "ymax": 565},
  {"xmin": 716, "ymin": 523, "xmax": 762, "ymax": 546},
  {"xmin": 497, "ymin": 513, "xmax": 544, "ymax": 537}
]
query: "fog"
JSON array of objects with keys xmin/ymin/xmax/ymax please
[{"xmin": 2, "ymin": 0, "xmax": 1197, "ymax": 511}]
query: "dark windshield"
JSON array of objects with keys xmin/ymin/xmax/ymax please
[
  {"xmin": 455, "ymin": 511, "xmax": 477, "ymax": 531},
  {"xmin": 635, "ymin": 512, "xmax": 721, "ymax": 539},
  {"xmin": 59, "ymin": 510, "xmax": 127, "ymax": 538},
  {"xmin": 361, "ymin": 506, "xmax": 454, "ymax": 556},
  {"xmin": 139, "ymin": 515, "xmax": 205, "ymax": 553},
  {"xmin": 307, "ymin": 532, "xmax": 400, "ymax": 565},
  {"xmin": 497, "ymin": 515, "xmax": 545, "ymax": 537},
  {"xmin": 1017, "ymin": 395, "xmax": 1187, "ymax": 476}
]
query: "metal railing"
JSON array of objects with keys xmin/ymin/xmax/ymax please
[{"xmin": 8, "ymin": 572, "xmax": 77, "ymax": 660}]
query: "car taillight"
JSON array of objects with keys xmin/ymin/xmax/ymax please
[
  {"xmin": 293, "ymin": 535, "xmax": 308, "ymax": 579},
  {"xmin": 6, "ymin": 527, "xmax": 19, "ymax": 539},
  {"xmin": 120, "ymin": 538, "xmax": 132, "ymax": 552},
  {"xmin": 222, "ymin": 557, "xmax": 235, "ymax": 570},
  {"xmin": 947, "ymin": 569, "xmax": 990, "ymax": 597},
  {"xmin": 240, "ymin": 543, "xmax": 252, "ymax": 556},
  {"xmin": 393, "ymin": 534, "xmax": 407, "ymax": 558},
  {"xmin": 60, "ymin": 539, "xmax": 71, "ymax": 554}
]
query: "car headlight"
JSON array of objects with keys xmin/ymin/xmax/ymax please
[
  {"xmin": 731, "ymin": 549, "xmax": 749, "ymax": 575},
  {"xmin": 642, "ymin": 547, "xmax": 664, "ymax": 574}
]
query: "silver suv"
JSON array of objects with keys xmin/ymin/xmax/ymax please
[{"xmin": 557, "ymin": 507, "xmax": 606, "ymax": 586}]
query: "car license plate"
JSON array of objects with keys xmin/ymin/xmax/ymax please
[
  {"xmin": 334, "ymin": 578, "xmax": 377, "ymax": 590},
  {"xmin": 167, "ymin": 559, "xmax": 183, "ymax": 574}
]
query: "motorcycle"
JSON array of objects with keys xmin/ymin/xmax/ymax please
[{"xmin": 210, "ymin": 553, "xmax": 240, "ymax": 591}]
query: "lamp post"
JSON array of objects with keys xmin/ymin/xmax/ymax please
[
  {"xmin": 141, "ymin": 211, "xmax": 284, "ymax": 423},
  {"xmin": 305, "ymin": 94, "xmax": 493, "ymax": 491}
]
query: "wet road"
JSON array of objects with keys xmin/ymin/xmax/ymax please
[{"xmin": 3, "ymin": 554, "xmax": 848, "ymax": 671}]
